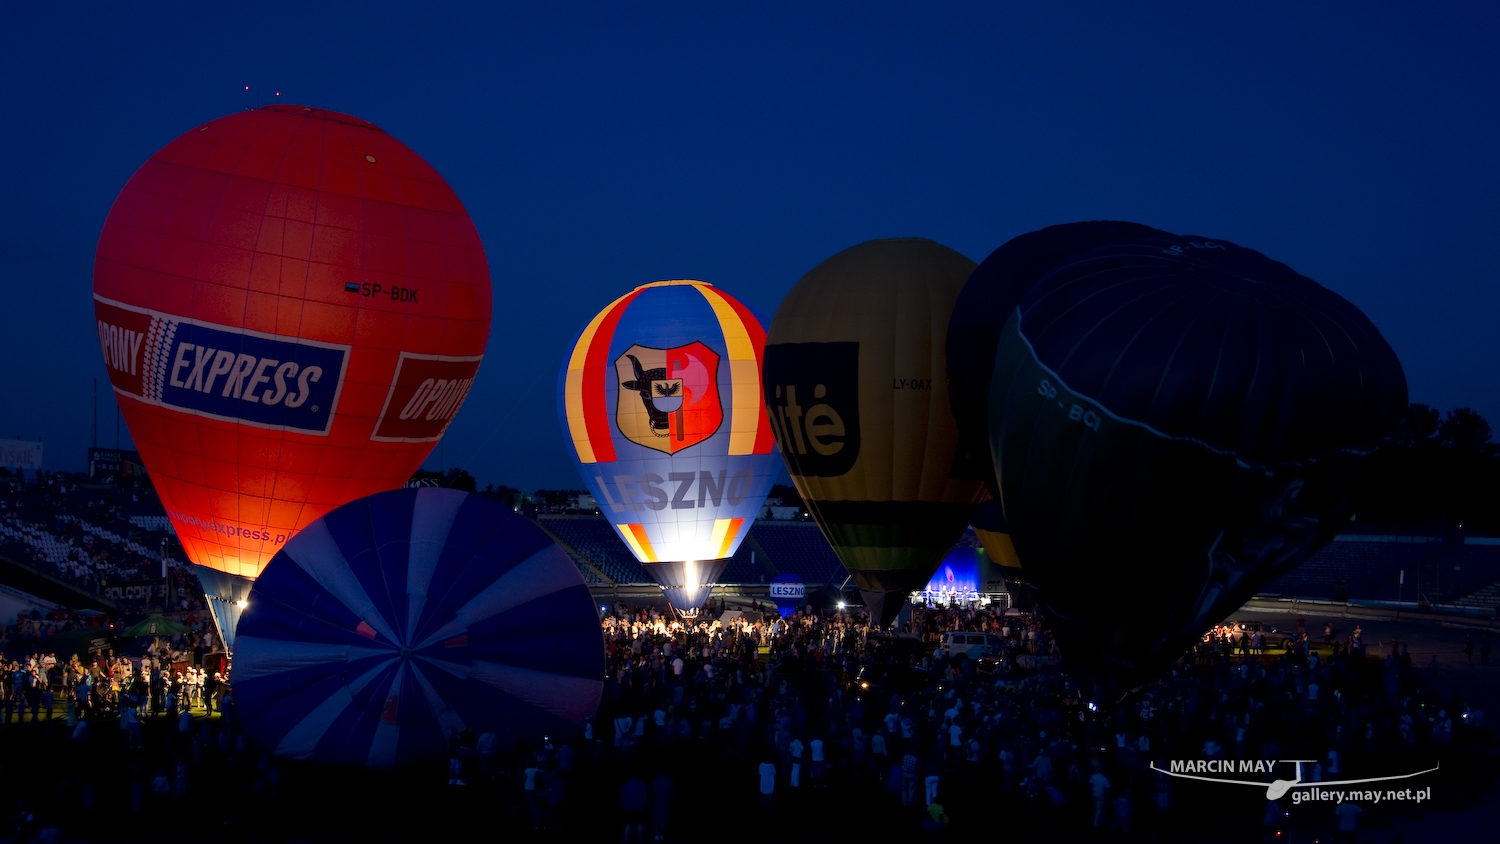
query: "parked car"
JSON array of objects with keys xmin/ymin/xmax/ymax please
[
  {"xmin": 1231, "ymin": 620, "xmax": 1296, "ymax": 651},
  {"xmin": 935, "ymin": 631, "xmax": 1005, "ymax": 660}
]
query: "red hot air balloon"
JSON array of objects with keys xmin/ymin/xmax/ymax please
[{"xmin": 92, "ymin": 106, "xmax": 491, "ymax": 641}]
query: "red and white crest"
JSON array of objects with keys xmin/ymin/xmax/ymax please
[{"xmin": 615, "ymin": 342, "xmax": 722, "ymax": 453}]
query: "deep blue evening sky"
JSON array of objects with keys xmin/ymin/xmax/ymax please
[{"xmin": 3, "ymin": 3, "xmax": 1498, "ymax": 491}]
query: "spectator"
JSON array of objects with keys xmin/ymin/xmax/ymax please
[
  {"xmin": 1333, "ymin": 800, "xmax": 1362, "ymax": 842},
  {"xmin": 650, "ymin": 773, "xmax": 674, "ymax": 842},
  {"xmin": 758, "ymin": 757, "xmax": 776, "ymax": 810},
  {"xmin": 1088, "ymin": 762, "xmax": 1111, "ymax": 829},
  {"xmin": 620, "ymin": 776, "xmax": 649, "ymax": 843}
]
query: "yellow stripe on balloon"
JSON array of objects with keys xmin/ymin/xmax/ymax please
[
  {"xmin": 564, "ymin": 289, "xmax": 637, "ymax": 464},
  {"xmin": 710, "ymin": 517, "xmax": 743, "ymax": 560},
  {"xmin": 618, "ymin": 523, "xmax": 658, "ymax": 563},
  {"xmin": 697, "ymin": 285, "xmax": 760, "ymax": 456},
  {"xmin": 637, "ymin": 280, "xmax": 703, "ymax": 288}
]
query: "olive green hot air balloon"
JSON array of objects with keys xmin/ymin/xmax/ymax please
[{"xmin": 763, "ymin": 238, "xmax": 986, "ymax": 625}]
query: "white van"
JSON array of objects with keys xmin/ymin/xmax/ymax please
[{"xmin": 936, "ymin": 632, "xmax": 1004, "ymax": 660}]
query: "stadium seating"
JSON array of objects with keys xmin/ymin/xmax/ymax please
[
  {"xmin": 0, "ymin": 473, "xmax": 180, "ymax": 597},
  {"xmin": 1262, "ymin": 537, "xmax": 1500, "ymax": 605},
  {"xmin": 9, "ymin": 470, "xmax": 1500, "ymax": 615},
  {"xmin": 716, "ymin": 538, "xmax": 768, "ymax": 583},
  {"xmin": 747, "ymin": 521, "xmax": 847, "ymax": 585},
  {"xmin": 536, "ymin": 516, "xmax": 651, "ymax": 584},
  {"xmin": 1262, "ymin": 540, "xmax": 1428, "ymax": 601}
]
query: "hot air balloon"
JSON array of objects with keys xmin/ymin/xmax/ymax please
[
  {"xmin": 988, "ymin": 234, "xmax": 1406, "ymax": 693},
  {"xmin": 763, "ymin": 239, "xmax": 986, "ymax": 626},
  {"xmin": 233, "ymin": 488, "xmax": 603, "ymax": 767},
  {"xmin": 92, "ymin": 106, "xmax": 491, "ymax": 647},
  {"xmin": 557, "ymin": 281, "xmax": 780, "ymax": 614},
  {"xmin": 768, "ymin": 572, "xmax": 805, "ymax": 617},
  {"xmin": 947, "ymin": 221, "xmax": 1168, "ymax": 496},
  {"xmin": 969, "ymin": 496, "xmax": 1035, "ymax": 611}
]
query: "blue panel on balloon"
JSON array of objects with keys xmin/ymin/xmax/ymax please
[{"xmin": 233, "ymin": 488, "xmax": 604, "ymax": 768}]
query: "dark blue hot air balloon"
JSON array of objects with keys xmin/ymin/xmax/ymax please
[
  {"xmin": 233, "ymin": 488, "xmax": 604, "ymax": 767},
  {"xmin": 768, "ymin": 572, "xmax": 805, "ymax": 617},
  {"xmin": 947, "ymin": 221, "xmax": 1170, "ymax": 496},
  {"xmin": 988, "ymin": 234, "xmax": 1406, "ymax": 694}
]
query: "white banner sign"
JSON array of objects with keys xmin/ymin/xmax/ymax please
[{"xmin": 0, "ymin": 440, "xmax": 42, "ymax": 472}]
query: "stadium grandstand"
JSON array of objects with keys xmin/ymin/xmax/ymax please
[
  {"xmin": 9, "ymin": 467, "xmax": 1500, "ymax": 625},
  {"xmin": 1260, "ymin": 525, "xmax": 1500, "ymax": 609},
  {"xmin": 539, "ymin": 511, "xmax": 1500, "ymax": 617},
  {"xmin": 0, "ymin": 470, "xmax": 194, "ymax": 612}
]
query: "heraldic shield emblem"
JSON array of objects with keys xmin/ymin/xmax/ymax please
[{"xmin": 615, "ymin": 341, "xmax": 722, "ymax": 453}]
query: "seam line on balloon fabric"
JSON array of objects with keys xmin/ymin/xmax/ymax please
[{"xmin": 1008, "ymin": 308, "xmax": 1377, "ymax": 472}]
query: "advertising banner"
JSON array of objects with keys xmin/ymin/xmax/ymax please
[{"xmin": 0, "ymin": 440, "xmax": 43, "ymax": 473}]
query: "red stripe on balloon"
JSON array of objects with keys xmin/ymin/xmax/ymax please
[
  {"xmin": 716, "ymin": 292, "xmax": 777, "ymax": 455},
  {"xmin": 582, "ymin": 290, "xmax": 643, "ymax": 463}
]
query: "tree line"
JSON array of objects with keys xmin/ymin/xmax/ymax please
[{"xmin": 1353, "ymin": 404, "xmax": 1500, "ymax": 533}]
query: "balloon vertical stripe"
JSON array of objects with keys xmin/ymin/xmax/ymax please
[
  {"xmin": 712, "ymin": 517, "xmax": 744, "ymax": 559},
  {"xmin": 618, "ymin": 523, "xmax": 659, "ymax": 563},
  {"xmin": 563, "ymin": 288, "xmax": 643, "ymax": 464},
  {"xmin": 696, "ymin": 285, "xmax": 776, "ymax": 455}
]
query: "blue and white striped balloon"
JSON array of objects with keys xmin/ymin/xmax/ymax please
[{"xmin": 233, "ymin": 488, "xmax": 604, "ymax": 767}]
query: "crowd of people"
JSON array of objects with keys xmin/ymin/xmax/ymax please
[
  {"xmin": 0, "ymin": 469, "xmax": 193, "ymax": 598},
  {"xmin": 485, "ymin": 599, "xmax": 1481, "ymax": 841},
  {"xmin": 0, "ymin": 465, "xmax": 1491, "ymax": 840},
  {"xmin": 3, "ymin": 612, "xmax": 226, "ymax": 717},
  {"xmin": 0, "ymin": 591, "xmax": 1486, "ymax": 841}
]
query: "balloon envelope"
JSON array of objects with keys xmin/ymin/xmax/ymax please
[
  {"xmin": 970, "ymin": 496, "xmax": 1020, "ymax": 571},
  {"xmin": 92, "ymin": 106, "xmax": 491, "ymax": 603},
  {"xmin": 947, "ymin": 221, "xmax": 1168, "ymax": 497},
  {"xmin": 234, "ymin": 488, "xmax": 603, "ymax": 767},
  {"xmin": 764, "ymin": 239, "xmax": 985, "ymax": 625},
  {"xmin": 768, "ymin": 572, "xmax": 805, "ymax": 617},
  {"xmin": 557, "ymin": 281, "xmax": 780, "ymax": 613},
  {"xmin": 970, "ymin": 497, "xmax": 1032, "ymax": 611},
  {"xmin": 988, "ymin": 234, "xmax": 1406, "ymax": 691}
]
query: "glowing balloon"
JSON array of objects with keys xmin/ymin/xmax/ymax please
[
  {"xmin": 234, "ymin": 488, "xmax": 602, "ymax": 767},
  {"xmin": 988, "ymin": 234, "xmax": 1406, "ymax": 692},
  {"xmin": 92, "ymin": 106, "xmax": 491, "ymax": 642},
  {"xmin": 768, "ymin": 572, "xmax": 805, "ymax": 617},
  {"xmin": 763, "ymin": 239, "xmax": 986, "ymax": 626},
  {"xmin": 947, "ymin": 221, "xmax": 1167, "ymax": 495},
  {"xmin": 557, "ymin": 281, "xmax": 780, "ymax": 613}
]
